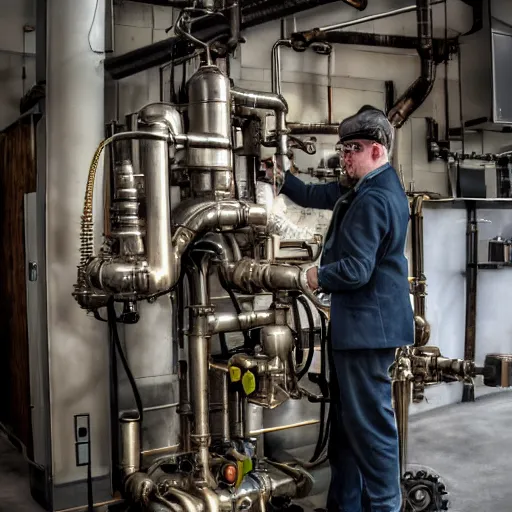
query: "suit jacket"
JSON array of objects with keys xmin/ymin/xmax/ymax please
[{"xmin": 280, "ymin": 163, "xmax": 414, "ymax": 351}]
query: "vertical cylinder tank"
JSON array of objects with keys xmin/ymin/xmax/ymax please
[{"xmin": 187, "ymin": 65, "xmax": 232, "ymax": 198}]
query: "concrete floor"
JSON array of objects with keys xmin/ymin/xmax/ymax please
[
  {"xmin": 1, "ymin": 389, "xmax": 511, "ymax": 511},
  {"xmin": 0, "ymin": 432, "xmax": 43, "ymax": 511}
]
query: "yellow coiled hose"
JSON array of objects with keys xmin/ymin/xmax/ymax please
[{"xmin": 77, "ymin": 137, "xmax": 113, "ymax": 281}]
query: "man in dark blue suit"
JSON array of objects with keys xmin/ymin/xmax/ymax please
[{"xmin": 278, "ymin": 106, "xmax": 414, "ymax": 512}]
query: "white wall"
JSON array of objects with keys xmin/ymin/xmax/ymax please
[{"xmin": 0, "ymin": 0, "xmax": 36, "ymax": 130}]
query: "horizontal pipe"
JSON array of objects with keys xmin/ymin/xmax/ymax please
[
  {"xmin": 143, "ymin": 403, "xmax": 179, "ymax": 412},
  {"xmin": 242, "ymin": 0, "xmax": 340, "ymax": 29},
  {"xmin": 231, "ymin": 86, "xmax": 288, "ymax": 171},
  {"xmin": 231, "ymin": 86, "xmax": 288, "ymax": 114},
  {"xmin": 319, "ymin": 0, "xmax": 444, "ymax": 32},
  {"xmin": 104, "ymin": 16, "xmax": 230, "ymax": 80},
  {"xmin": 288, "ymin": 123, "xmax": 339, "ymax": 135},
  {"xmin": 249, "ymin": 419, "xmax": 320, "ymax": 436},
  {"xmin": 224, "ymin": 259, "xmax": 330, "ymax": 317},
  {"xmin": 208, "ymin": 309, "xmax": 276, "ymax": 333}
]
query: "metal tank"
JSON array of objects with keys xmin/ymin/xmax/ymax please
[{"xmin": 187, "ymin": 65, "xmax": 233, "ymax": 198}]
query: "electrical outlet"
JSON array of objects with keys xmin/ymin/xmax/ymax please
[{"xmin": 74, "ymin": 414, "xmax": 90, "ymax": 467}]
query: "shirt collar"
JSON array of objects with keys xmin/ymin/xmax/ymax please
[{"xmin": 353, "ymin": 162, "xmax": 390, "ymax": 192}]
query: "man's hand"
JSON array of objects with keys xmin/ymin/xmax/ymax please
[{"xmin": 306, "ymin": 266, "xmax": 319, "ymax": 291}]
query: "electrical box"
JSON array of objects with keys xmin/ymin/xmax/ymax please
[{"xmin": 455, "ymin": 0, "xmax": 512, "ymax": 131}]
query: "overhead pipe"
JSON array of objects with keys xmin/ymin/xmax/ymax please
[
  {"xmin": 231, "ymin": 86, "xmax": 289, "ymax": 174},
  {"xmin": 387, "ymin": 0, "xmax": 435, "ymax": 128},
  {"xmin": 242, "ymin": 0, "xmax": 357, "ymax": 30},
  {"xmin": 317, "ymin": 0, "xmax": 444, "ymax": 32},
  {"xmin": 104, "ymin": 16, "xmax": 230, "ymax": 80},
  {"xmin": 288, "ymin": 123, "xmax": 339, "ymax": 135}
]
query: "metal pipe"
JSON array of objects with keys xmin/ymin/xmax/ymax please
[
  {"xmin": 463, "ymin": 203, "xmax": 478, "ymax": 404},
  {"xmin": 388, "ymin": 0, "xmax": 436, "ymax": 128},
  {"xmin": 249, "ymin": 419, "xmax": 320, "ymax": 436},
  {"xmin": 287, "ymin": 123, "xmax": 339, "ymax": 135},
  {"xmin": 104, "ymin": 19, "xmax": 230, "ymax": 80},
  {"xmin": 391, "ymin": 350, "xmax": 413, "ymax": 478},
  {"xmin": 327, "ymin": 50, "xmax": 333, "ymax": 124},
  {"xmin": 319, "ymin": 0, "xmax": 444, "ymax": 32},
  {"xmin": 241, "ymin": 0, "xmax": 341, "ymax": 30},
  {"xmin": 231, "ymin": 86, "xmax": 289, "ymax": 172},
  {"xmin": 119, "ymin": 412, "xmax": 141, "ymax": 477},
  {"xmin": 186, "ymin": 249, "xmax": 216, "ymax": 488},
  {"xmin": 208, "ymin": 309, "xmax": 276, "ymax": 333},
  {"xmin": 271, "ymin": 39, "xmax": 292, "ymax": 97},
  {"xmin": 410, "ymin": 195, "xmax": 430, "ymax": 346},
  {"xmin": 224, "ymin": 259, "xmax": 330, "ymax": 318}
]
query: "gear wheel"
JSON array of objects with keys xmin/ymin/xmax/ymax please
[{"xmin": 402, "ymin": 470, "xmax": 449, "ymax": 511}]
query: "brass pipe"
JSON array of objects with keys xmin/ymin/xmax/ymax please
[
  {"xmin": 409, "ymin": 194, "xmax": 431, "ymax": 346},
  {"xmin": 390, "ymin": 349, "xmax": 413, "ymax": 478}
]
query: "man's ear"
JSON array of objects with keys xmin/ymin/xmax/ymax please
[{"xmin": 371, "ymin": 144, "xmax": 382, "ymax": 160}]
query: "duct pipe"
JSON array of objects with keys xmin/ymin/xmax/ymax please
[
  {"xmin": 103, "ymin": 17, "xmax": 230, "ymax": 80},
  {"xmin": 46, "ymin": 0, "xmax": 110, "ymax": 492},
  {"xmin": 231, "ymin": 87, "xmax": 289, "ymax": 172},
  {"xmin": 241, "ymin": 0, "xmax": 366, "ymax": 29},
  {"xmin": 387, "ymin": 0, "xmax": 435, "ymax": 128}
]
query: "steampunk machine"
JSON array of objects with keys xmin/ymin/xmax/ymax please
[{"xmin": 68, "ymin": 1, "xmax": 511, "ymax": 512}]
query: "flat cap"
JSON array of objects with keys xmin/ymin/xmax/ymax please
[{"xmin": 338, "ymin": 105, "xmax": 394, "ymax": 151}]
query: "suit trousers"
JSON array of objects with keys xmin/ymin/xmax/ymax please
[{"xmin": 326, "ymin": 345, "xmax": 402, "ymax": 512}]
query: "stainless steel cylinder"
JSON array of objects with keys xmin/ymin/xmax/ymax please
[
  {"xmin": 111, "ymin": 160, "xmax": 144, "ymax": 257},
  {"xmin": 261, "ymin": 325, "xmax": 294, "ymax": 361},
  {"xmin": 187, "ymin": 65, "xmax": 232, "ymax": 197},
  {"xmin": 125, "ymin": 113, "xmax": 141, "ymax": 174},
  {"xmin": 119, "ymin": 412, "xmax": 141, "ymax": 476}
]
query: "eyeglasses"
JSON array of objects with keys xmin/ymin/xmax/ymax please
[{"xmin": 335, "ymin": 141, "xmax": 365, "ymax": 155}]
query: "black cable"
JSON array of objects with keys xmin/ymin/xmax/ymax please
[
  {"xmin": 87, "ymin": 448, "xmax": 93, "ymax": 511},
  {"xmin": 107, "ymin": 300, "xmax": 144, "ymax": 468},
  {"xmin": 296, "ymin": 296, "xmax": 316, "ymax": 381},
  {"xmin": 108, "ymin": 307, "xmax": 120, "ymax": 490}
]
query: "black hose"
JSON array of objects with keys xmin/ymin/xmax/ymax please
[
  {"xmin": 309, "ymin": 312, "xmax": 329, "ymax": 463},
  {"xmin": 107, "ymin": 301, "xmax": 144, "ymax": 468},
  {"xmin": 218, "ymin": 270, "xmax": 252, "ymax": 348},
  {"xmin": 219, "ymin": 332, "xmax": 230, "ymax": 357},
  {"xmin": 296, "ymin": 296, "xmax": 316, "ymax": 381},
  {"xmin": 291, "ymin": 298, "xmax": 303, "ymax": 364}
]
